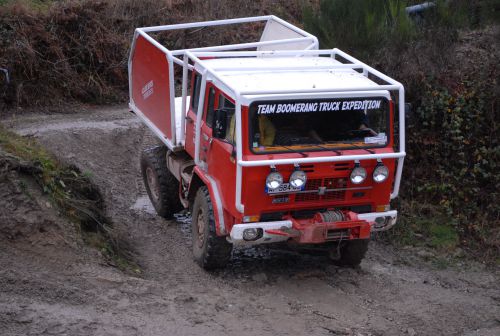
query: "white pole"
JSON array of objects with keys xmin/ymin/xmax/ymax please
[
  {"xmin": 194, "ymin": 70, "xmax": 208, "ymax": 166},
  {"xmin": 180, "ymin": 54, "xmax": 189, "ymax": 143}
]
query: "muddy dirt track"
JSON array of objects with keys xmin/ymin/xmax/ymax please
[{"xmin": 1, "ymin": 107, "xmax": 499, "ymax": 336}]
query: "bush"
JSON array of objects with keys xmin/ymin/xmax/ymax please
[
  {"xmin": 304, "ymin": 0, "xmax": 499, "ymax": 60},
  {"xmin": 305, "ymin": 0, "xmax": 500, "ymax": 259},
  {"xmin": 405, "ymin": 81, "xmax": 499, "ymax": 252},
  {"xmin": 304, "ymin": 0, "xmax": 415, "ymax": 58}
]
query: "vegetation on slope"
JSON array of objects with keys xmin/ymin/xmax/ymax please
[
  {"xmin": 0, "ymin": 125, "xmax": 136, "ymax": 271},
  {"xmin": 0, "ymin": 0, "xmax": 302, "ymax": 109},
  {"xmin": 305, "ymin": 0, "xmax": 499, "ymax": 262}
]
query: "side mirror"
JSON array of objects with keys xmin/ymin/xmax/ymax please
[{"xmin": 213, "ymin": 108, "xmax": 228, "ymax": 139}]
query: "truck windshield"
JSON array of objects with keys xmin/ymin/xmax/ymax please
[{"xmin": 249, "ymin": 97, "xmax": 390, "ymax": 153}]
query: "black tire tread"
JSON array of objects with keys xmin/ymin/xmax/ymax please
[
  {"xmin": 141, "ymin": 146, "xmax": 183, "ymax": 218},
  {"xmin": 192, "ymin": 186, "xmax": 232, "ymax": 269},
  {"xmin": 331, "ymin": 239, "xmax": 369, "ymax": 267}
]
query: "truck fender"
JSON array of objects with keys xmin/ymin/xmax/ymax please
[{"xmin": 188, "ymin": 167, "xmax": 226, "ymax": 236}]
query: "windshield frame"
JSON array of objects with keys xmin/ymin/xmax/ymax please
[{"xmin": 248, "ymin": 96, "xmax": 391, "ymax": 155}]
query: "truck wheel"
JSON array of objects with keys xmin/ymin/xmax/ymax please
[
  {"xmin": 191, "ymin": 186, "xmax": 232, "ymax": 269},
  {"xmin": 140, "ymin": 146, "xmax": 183, "ymax": 218},
  {"xmin": 329, "ymin": 239, "xmax": 369, "ymax": 267}
]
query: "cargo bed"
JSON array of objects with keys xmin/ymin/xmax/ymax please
[{"xmin": 128, "ymin": 16, "xmax": 318, "ymax": 151}]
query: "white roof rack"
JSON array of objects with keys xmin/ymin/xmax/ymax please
[
  {"xmin": 130, "ymin": 15, "xmax": 401, "ymax": 103},
  {"xmin": 190, "ymin": 50, "xmax": 398, "ymax": 104}
]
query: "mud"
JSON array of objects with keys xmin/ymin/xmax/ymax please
[{"xmin": 1, "ymin": 107, "xmax": 499, "ymax": 336}]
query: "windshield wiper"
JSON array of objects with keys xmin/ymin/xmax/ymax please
[
  {"xmin": 346, "ymin": 142, "xmax": 375, "ymax": 154},
  {"xmin": 276, "ymin": 142, "xmax": 372, "ymax": 157},
  {"xmin": 281, "ymin": 145, "xmax": 308, "ymax": 157},
  {"xmin": 310, "ymin": 143, "xmax": 342, "ymax": 155}
]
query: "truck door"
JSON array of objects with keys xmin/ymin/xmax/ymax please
[
  {"xmin": 185, "ymin": 72, "xmax": 202, "ymax": 157},
  {"xmin": 199, "ymin": 86, "xmax": 216, "ymax": 164},
  {"xmin": 204, "ymin": 93, "xmax": 237, "ymax": 214}
]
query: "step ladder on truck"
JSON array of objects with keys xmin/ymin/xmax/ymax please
[{"xmin": 128, "ymin": 16, "xmax": 406, "ymax": 269}]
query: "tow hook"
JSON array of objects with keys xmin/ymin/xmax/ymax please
[{"xmin": 328, "ymin": 246, "xmax": 341, "ymax": 260}]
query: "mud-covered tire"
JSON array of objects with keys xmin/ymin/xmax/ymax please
[
  {"xmin": 330, "ymin": 239, "xmax": 369, "ymax": 267},
  {"xmin": 191, "ymin": 186, "xmax": 232, "ymax": 269},
  {"xmin": 140, "ymin": 146, "xmax": 183, "ymax": 219}
]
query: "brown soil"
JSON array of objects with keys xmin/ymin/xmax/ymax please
[{"xmin": 1, "ymin": 107, "xmax": 499, "ymax": 336}]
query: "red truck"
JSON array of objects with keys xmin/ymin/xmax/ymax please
[{"xmin": 128, "ymin": 16, "xmax": 406, "ymax": 269}]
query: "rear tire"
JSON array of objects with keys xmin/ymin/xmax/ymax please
[
  {"xmin": 191, "ymin": 186, "xmax": 232, "ymax": 269},
  {"xmin": 141, "ymin": 146, "xmax": 183, "ymax": 218},
  {"xmin": 329, "ymin": 239, "xmax": 369, "ymax": 267}
]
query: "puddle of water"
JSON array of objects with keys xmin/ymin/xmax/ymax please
[
  {"xmin": 130, "ymin": 195, "xmax": 157, "ymax": 215},
  {"xmin": 134, "ymin": 203, "xmax": 330, "ymax": 277},
  {"xmin": 174, "ymin": 211, "xmax": 193, "ymax": 244},
  {"xmin": 173, "ymin": 212, "xmax": 192, "ymax": 225}
]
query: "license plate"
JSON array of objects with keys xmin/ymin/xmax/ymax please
[{"xmin": 267, "ymin": 183, "xmax": 303, "ymax": 194}]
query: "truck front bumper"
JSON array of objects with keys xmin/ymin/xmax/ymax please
[
  {"xmin": 229, "ymin": 210, "xmax": 397, "ymax": 246},
  {"xmin": 357, "ymin": 210, "xmax": 397, "ymax": 231}
]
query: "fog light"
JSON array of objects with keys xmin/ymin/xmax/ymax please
[
  {"xmin": 243, "ymin": 228, "xmax": 262, "ymax": 241},
  {"xmin": 373, "ymin": 216, "xmax": 389, "ymax": 229},
  {"xmin": 350, "ymin": 163, "xmax": 367, "ymax": 184},
  {"xmin": 290, "ymin": 165, "xmax": 307, "ymax": 188},
  {"xmin": 373, "ymin": 163, "xmax": 389, "ymax": 183},
  {"xmin": 266, "ymin": 168, "xmax": 283, "ymax": 190}
]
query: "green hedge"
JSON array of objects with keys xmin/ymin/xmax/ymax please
[{"xmin": 304, "ymin": 0, "xmax": 499, "ymax": 258}]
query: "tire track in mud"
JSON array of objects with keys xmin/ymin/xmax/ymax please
[{"xmin": 1, "ymin": 107, "xmax": 499, "ymax": 336}]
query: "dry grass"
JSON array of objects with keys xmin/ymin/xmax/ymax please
[{"xmin": 0, "ymin": 0, "xmax": 304, "ymax": 110}]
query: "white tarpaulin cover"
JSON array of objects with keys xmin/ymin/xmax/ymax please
[{"xmin": 258, "ymin": 19, "xmax": 312, "ymax": 51}]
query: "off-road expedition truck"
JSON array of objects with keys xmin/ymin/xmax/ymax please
[{"xmin": 128, "ymin": 16, "xmax": 406, "ymax": 269}]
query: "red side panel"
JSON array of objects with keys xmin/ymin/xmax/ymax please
[{"xmin": 131, "ymin": 35, "xmax": 172, "ymax": 140}]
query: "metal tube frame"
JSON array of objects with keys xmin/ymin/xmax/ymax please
[
  {"xmin": 129, "ymin": 16, "xmax": 316, "ymax": 148},
  {"xmin": 128, "ymin": 16, "xmax": 405, "ymax": 215},
  {"xmin": 170, "ymin": 37, "xmax": 315, "ymax": 56}
]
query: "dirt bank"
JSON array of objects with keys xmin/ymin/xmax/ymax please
[{"xmin": 1, "ymin": 107, "xmax": 499, "ymax": 336}]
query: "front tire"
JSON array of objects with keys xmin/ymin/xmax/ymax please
[
  {"xmin": 191, "ymin": 186, "xmax": 232, "ymax": 269},
  {"xmin": 140, "ymin": 146, "xmax": 183, "ymax": 218},
  {"xmin": 329, "ymin": 239, "xmax": 369, "ymax": 267}
]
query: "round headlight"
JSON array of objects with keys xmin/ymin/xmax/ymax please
[
  {"xmin": 243, "ymin": 228, "xmax": 262, "ymax": 241},
  {"xmin": 350, "ymin": 166, "xmax": 367, "ymax": 184},
  {"xmin": 266, "ymin": 171, "xmax": 283, "ymax": 190},
  {"xmin": 290, "ymin": 170, "xmax": 307, "ymax": 188},
  {"xmin": 373, "ymin": 165, "xmax": 389, "ymax": 183}
]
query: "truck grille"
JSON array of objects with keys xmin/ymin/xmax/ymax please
[{"xmin": 295, "ymin": 178, "xmax": 347, "ymax": 203}]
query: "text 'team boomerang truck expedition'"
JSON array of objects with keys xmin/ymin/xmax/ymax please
[{"xmin": 128, "ymin": 16, "xmax": 406, "ymax": 269}]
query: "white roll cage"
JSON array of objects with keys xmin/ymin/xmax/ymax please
[{"xmin": 128, "ymin": 16, "xmax": 406, "ymax": 214}]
